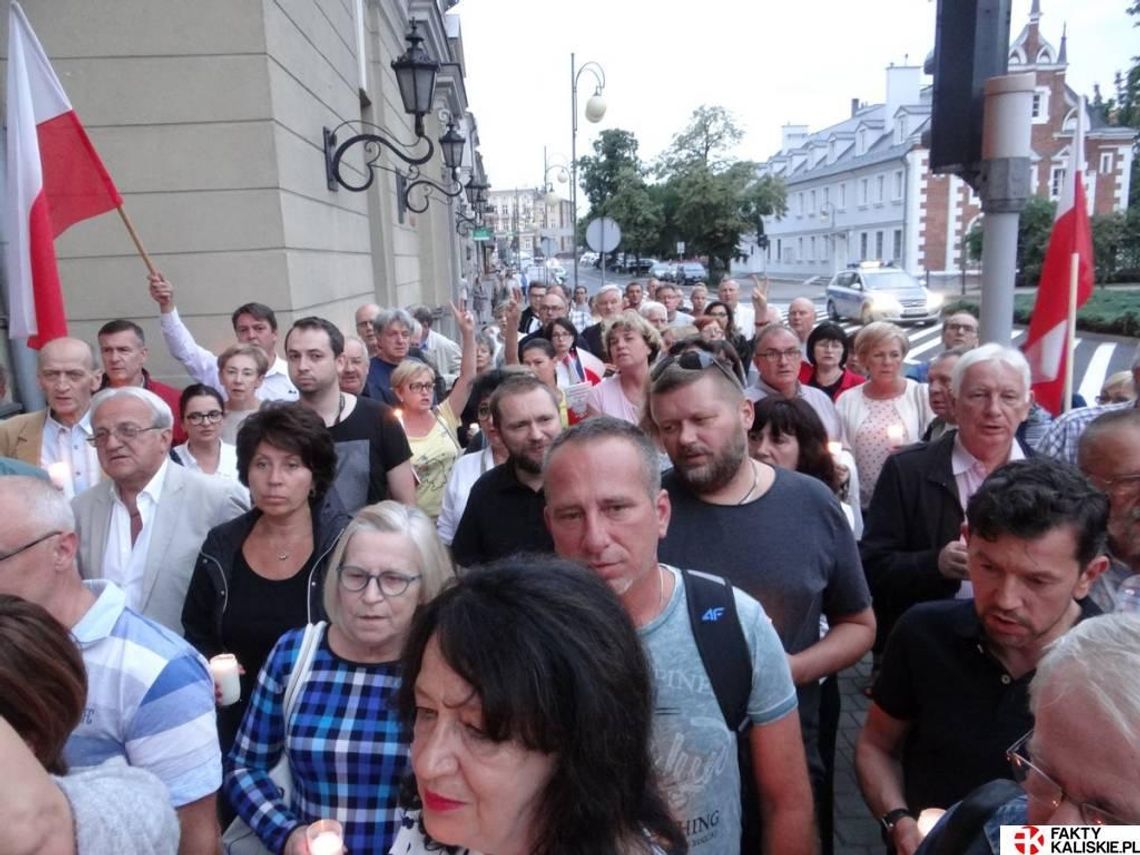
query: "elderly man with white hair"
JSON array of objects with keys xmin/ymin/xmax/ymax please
[
  {"xmin": 72, "ymin": 386, "xmax": 248, "ymax": 635},
  {"xmin": 861, "ymin": 343, "xmax": 1034, "ymax": 659},
  {"xmin": 581, "ymin": 282, "xmax": 625, "ymax": 358}
]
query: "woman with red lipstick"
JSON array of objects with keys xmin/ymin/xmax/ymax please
[
  {"xmin": 224, "ymin": 501, "xmax": 455, "ymax": 855},
  {"xmin": 392, "ymin": 558, "xmax": 687, "ymax": 855}
]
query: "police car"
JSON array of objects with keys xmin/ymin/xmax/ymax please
[{"xmin": 824, "ymin": 262, "xmax": 943, "ymax": 325}]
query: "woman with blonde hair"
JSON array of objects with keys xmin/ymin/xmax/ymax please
[
  {"xmin": 835, "ymin": 321, "xmax": 933, "ymax": 508},
  {"xmin": 390, "ymin": 303, "xmax": 477, "ymax": 519},
  {"xmin": 217, "ymin": 342, "xmax": 269, "ymax": 443},
  {"xmin": 225, "ymin": 501, "xmax": 455, "ymax": 855},
  {"xmin": 585, "ymin": 309, "xmax": 663, "ymax": 424}
]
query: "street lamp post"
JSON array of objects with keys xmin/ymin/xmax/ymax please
[
  {"xmin": 570, "ymin": 52, "xmax": 606, "ymax": 289},
  {"xmin": 542, "ymin": 146, "xmax": 570, "ymax": 253}
]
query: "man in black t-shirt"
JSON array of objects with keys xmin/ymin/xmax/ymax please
[
  {"xmin": 855, "ymin": 459, "xmax": 1108, "ymax": 855},
  {"xmin": 286, "ymin": 317, "xmax": 414, "ymax": 513}
]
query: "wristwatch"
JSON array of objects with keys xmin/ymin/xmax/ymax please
[{"xmin": 879, "ymin": 807, "xmax": 914, "ymax": 844}]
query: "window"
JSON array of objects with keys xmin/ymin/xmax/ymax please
[
  {"xmin": 839, "ymin": 183, "xmax": 847, "ymax": 209},
  {"xmin": 875, "ymin": 231, "xmax": 884, "ymax": 259},
  {"xmin": 893, "ymin": 229, "xmax": 902, "ymax": 262},
  {"xmin": 1031, "ymin": 93, "xmax": 1042, "ymax": 118},
  {"xmin": 821, "ymin": 236, "xmax": 829, "ymax": 260},
  {"xmin": 860, "ymin": 232, "xmax": 869, "ymax": 260},
  {"xmin": 809, "ymin": 236, "xmax": 816, "ymax": 262},
  {"xmin": 1032, "ymin": 88, "xmax": 1050, "ymax": 124},
  {"xmin": 1050, "ymin": 167, "xmax": 1066, "ymax": 199},
  {"xmin": 798, "ymin": 192, "xmax": 805, "ymax": 216},
  {"xmin": 1100, "ymin": 152, "xmax": 1114, "ymax": 173},
  {"xmin": 860, "ymin": 178, "xmax": 869, "ymax": 205},
  {"xmin": 876, "ymin": 175, "xmax": 885, "ymax": 203},
  {"xmin": 823, "ymin": 186, "xmax": 830, "ymax": 207},
  {"xmin": 776, "ymin": 239, "xmax": 782, "ymax": 261},
  {"xmin": 810, "ymin": 190, "xmax": 817, "ymax": 214},
  {"xmin": 894, "ymin": 170, "xmax": 904, "ymax": 200},
  {"xmin": 798, "ymin": 237, "xmax": 804, "ymax": 261}
]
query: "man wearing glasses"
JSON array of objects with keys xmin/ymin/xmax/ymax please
[
  {"xmin": 1077, "ymin": 408, "xmax": 1140, "ymax": 613},
  {"xmin": 907, "ymin": 311, "xmax": 979, "ymax": 383},
  {"xmin": 72, "ymin": 386, "xmax": 248, "ymax": 635},
  {"xmin": 747, "ymin": 324, "xmax": 844, "ymax": 442},
  {"xmin": 855, "ymin": 458, "xmax": 1107, "ymax": 855},
  {"xmin": 0, "ymin": 474, "xmax": 225, "ymax": 855},
  {"xmin": 915, "ymin": 614, "xmax": 1139, "ymax": 853}
]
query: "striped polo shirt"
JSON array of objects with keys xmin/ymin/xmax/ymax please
[{"xmin": 66, "ymin": 580, "xmax": 222, "ymax": 806}]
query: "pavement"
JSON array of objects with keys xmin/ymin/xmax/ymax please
[{"xmin": 832, "ymin": 655, "xmax": 884, "ymax": 855}]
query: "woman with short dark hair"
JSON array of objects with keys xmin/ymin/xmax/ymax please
[
  {"xmin": 799, "ymin": 322, "xmax": 865, "ymax": 401},
  {"xmin": 393, "ymin": 557, "xmax": 687, "ymax": 855},
  {"xmin": 182, "ymin": 403, "xmax": 350, "ymax": 762}
]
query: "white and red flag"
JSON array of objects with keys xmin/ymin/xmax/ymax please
[
  {"xmin": 5, "ymin": 1, "xmax": 122, "ymax": 347},
  {"xmin": 1022, "ymin": 97, "xmax": 1094, "ymax": 416}
]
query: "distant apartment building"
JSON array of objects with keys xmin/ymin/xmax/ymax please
[
  {"xmin": 741, "ymin": 1, "xmax": 1136, "ymax": 284},
  {"xmin": 487, "ymin": 189, "xmax": 575, "ymax": 259}
]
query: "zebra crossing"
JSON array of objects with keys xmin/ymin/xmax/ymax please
[{"xmin": 787, "ymin": 306, "xmax": 1137, "ymax": 402}]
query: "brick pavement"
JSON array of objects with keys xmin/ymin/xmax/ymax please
[{"xmin": 831, "ymin": 655, "xmax": 883, "ymax": 855}]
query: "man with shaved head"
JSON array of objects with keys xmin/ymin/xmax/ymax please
[
  {"xmin": 786, "ymin": 297, "xmax": 816, "ymax": 353},
  {"xmin": 0, "ymin": 337, "xmax": 103, "ymax": 497},
  {"xmin": 354, "ymin": 302, "xmax": 382, "ymax": 358}
]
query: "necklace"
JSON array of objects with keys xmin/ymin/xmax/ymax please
[{"xmin": 737, "ymin": 460, "xmax": 760, "ymax": 505}]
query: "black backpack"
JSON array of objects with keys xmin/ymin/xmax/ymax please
[{"xmin": 680, "ymin": 569, "xmax": 761, "ymax": 853}]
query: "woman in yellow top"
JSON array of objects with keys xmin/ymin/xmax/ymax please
[{"xmin": 391, "ymin": 303, "xmax": 476, "ymax": 519}]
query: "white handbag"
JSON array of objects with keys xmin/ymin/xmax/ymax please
[{"xmin": 222, "ymin": 621, "xmax": 326, "ymax": 855}]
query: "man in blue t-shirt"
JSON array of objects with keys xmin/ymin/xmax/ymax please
[
  {"xmin": 0, "ymin": 475, "xmax": 221, "ymax": 855},
  {"xmin": 544, "ymin": 417, "xmax": 816, "ymax": 855}
]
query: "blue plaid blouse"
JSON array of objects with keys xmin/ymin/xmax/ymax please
[{"xmin": 224, "ymin": 626, "xmax": 409, "ymax": 855}]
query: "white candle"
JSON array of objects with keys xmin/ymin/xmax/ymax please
[
  {"xmin": 209, "ymin": 654, "xmax": 241, "ymax": 706},
  {"xmin": 308, "ymin": 832, "xmax": 343, "ymax": 855},
  {"xmin": 916, "ymin": 807, "xmax": 946, "ymax": 838},
  {"xmin": 47, "ymin": 462, "xmax": 72, "ymax": 496},
  {"xmin": 827, "ymin": 441, "xmax": 843, "ymax": 458},
  {"xmin": 886, "ymin": 424, "xmax": 905, "ymax": 448}
]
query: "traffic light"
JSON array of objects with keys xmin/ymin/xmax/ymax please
[{"xmin": 926, "ymin": 0, "xmax": 1012, "ymax": 178}]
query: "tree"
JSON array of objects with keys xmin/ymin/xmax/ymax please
[
  {"xmin": 576, "ymin": 129, "xmax": 643, "ymax": 212},
  {"xmin": 966, "ymin": 196, "xmax": 1057, "ymax": 285},
  {"xmin": 602, "ymin": 167, "xmax": 663, "ymax": 256},
  {"xmin": 656, "ymin": 105, "xmax": 745, "ymax": 176}
]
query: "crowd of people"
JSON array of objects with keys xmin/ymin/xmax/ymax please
[{"xmin": 0, "ymin": 267, "xmax": 1138, "ymax": 855}]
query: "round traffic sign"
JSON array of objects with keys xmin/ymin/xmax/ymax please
[{"xmin": 585, "ymin": 217, "xmax": 621, "ymax": 253}]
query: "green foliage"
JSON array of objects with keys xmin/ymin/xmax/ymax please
[
  {"xmin": 577, "ymin": 129, "xmax": 643, "ymax": 212},
  {"xmin": 602, "ymin": 167, "xmax": 663, "ymax": 255},
  {"xmin": 656, "ymin": 105, "xmax": 745, "ymax": 176},
  {"xmin": 945, "ymin": 287, "xmax": 1140, "ymax": 337},
  {"xmin": 961, "ymin": 196, "xmax": 1056, "ymax": 285}
]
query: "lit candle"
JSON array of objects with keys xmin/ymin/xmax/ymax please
[
  {"xmin": 916, "ymin": 807, "xmax": 946, "ymax": 838},
  {"xmin": 47, "ymin": 462, "xmax": 71, "ymax": 495},
  {"xmin": 886, "ymin": 424, "xmax": 905, "ymax": 448},
  {"xmin": 394, "ymin": 407, "xmax": 404, "ymax": 426},
  {"xmin": 467, "ymin": 422, "xmax": 481, "ymax": 436},
  {"xmin": 827, "ymin": 441, "xmax": 843, "ymax": 458},
  {"xmin": 306, "ymin": 820, "xmax": 344, "ymax": 855},
  {"xmin": 209, "ymin": 654, "xmax": 241, "ymax": 706}
]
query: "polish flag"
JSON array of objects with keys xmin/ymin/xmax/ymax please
[
  {"xmin": 1022, "ymin": 98, "xmax": 1094, "ymax": 416},
  {"xmin": 5, "ymin": 1, "xmax": 122, "ymax": 347}
]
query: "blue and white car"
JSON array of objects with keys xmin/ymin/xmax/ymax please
[{"xmin": 825, "ymin": 264, "xmax": 943, "ymax": 325}]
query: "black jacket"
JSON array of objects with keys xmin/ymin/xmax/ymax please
[
  {"xmin": 859, "ymin": 433, "xmax": 965, "ymax": 653},
  {"xmin": 181, "ymin": 491, "xmax": 352, "ymax": 660}
]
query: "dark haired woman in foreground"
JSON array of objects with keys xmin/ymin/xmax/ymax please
[{"xmin": 393, "ymin": 557, "xmax": 687, "ymax": 855}]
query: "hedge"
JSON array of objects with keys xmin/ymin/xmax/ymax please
[{"xmin": 943, "ymin": 288, "xmax": 1140, "ymax": 338}]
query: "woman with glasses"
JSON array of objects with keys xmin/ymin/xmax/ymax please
[
  {"xmin": 182, "ymin": 404, "xmax": 350, "ymax": 768},
  {"xmin": 836, "ymin": 322, "xmax": 933, "ymax": 510},
  {"xmin": 225, "ymin": 501, "xmax": 455, "ymax": 855},
  {"xmin": 172, "ymin": 383, "xmax": 241, "ymax": 483},
  {"xmin": 800, "ymin": 322, "xmax": 865, "ymax": 402},
  {"xmin": 547, "ymin": 316, "xmax": 604, "ymax": 390},
  {"xmin": 391, "ymin": 303, "xmax": 477, "ymax": 520},
  {"xmin": 703, "ymin": 298, "xmax": 752, "ymax": 366},
  {"xmin": 217, "ymin": 343, "xmax": 268, "ymax": 443}
]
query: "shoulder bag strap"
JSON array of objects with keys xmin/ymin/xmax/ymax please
[{"xmin": 681, "ymin": 569, "xmax": 752, "ymax": 731}]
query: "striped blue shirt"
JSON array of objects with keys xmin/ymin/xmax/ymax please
[
  {"xmin": 66, "ymin": 580, "xmax": 221, "ymax": 806},
  {"xmin": 224, "ymin": 625, "xmax": 409, "ymax": 855}
]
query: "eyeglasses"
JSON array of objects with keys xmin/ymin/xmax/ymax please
[
  {"xmin": 405, "ymin": 381, "xmax": 434, "ymax": 394},
  {"xmin": 756, "ymin": 348, "xmax": 802, "ymax": 363},
  {"xmin": 651, "ymin": 348, "xmax": 742, "ymax": 389},
  {"xmin": 87, "ymin": 424, "xmax": 164, "ymax": 447},
  {"xmin": 1091, "ymin": 472, "xmax": 1140, "ymax": 500},
  {"xmin": 0, "ymin": 530, "xmax": 61, "ymax": 563},
  {"xmin": 185, "ymin": 410, "xmax": 224, "ymax": 425},
  {"xmin": 1096, "ymin": 394, "xmax": 1133, "ymax": 405},
  {"xmin": 1007, "ymin": 731, "xmax": 1129, "ymax": 826},
  {"xmin": 477, "ymin": 403, "xmax": 492, "ymax": 418},
  {"xmin": 337, "ymin": 566, "xmax": 421, "ymax": 596},
  {"xmin": 945, "ymin": 322, "xmax": 978, "ymax": 334}
]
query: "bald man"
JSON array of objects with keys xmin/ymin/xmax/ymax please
[
  {"xmin": 786, "ymin": 298, "xmax": 816, "ymax": 355},
  {"xmin": 0, "ymin": 337, "xmax": 104, "ymax": 498},
  {"xmin": 355, "ymin": 302, "xmax": 382, "ymax": 358}
]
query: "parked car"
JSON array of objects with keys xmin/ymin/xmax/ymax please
[
  {"xmin": 629, "ymin": 257, "xmax": 658, "ymax": 275},
  {"xmin": 824, "ymin": 263, "xmax": 943, "ymax": 325},
  {"xmin": 579, "ymin": 251, "xmax": 598, "ymax": 266},
  {"xmin": 675, "ymin": 262, "xmax": 709, "ymax": 285},
  {"xmin": 649, "ymin": 261, "xmax": 676, "ymax": 281},
  {"xmin": 524, "ymin": 263, "xmax": 565, "ymax": 286}
]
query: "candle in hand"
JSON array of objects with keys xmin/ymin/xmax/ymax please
[
  {"xmin": 916, "ymin": 808, "xmax": 946, "ymax": 838},
  {"xmin": 308, "ymin": 832, "xmax": 343, "ymax": 855},
  {"xmin": 886, "ymin": 424, "xmax": 905, "ymax": 448},
  {"xmin": 209, "ymin": 654, "xmax": 241, "ymax": 706},
  {"xmin": 827, "ymin": 441, "xmax": 842, "ymax": 458}
]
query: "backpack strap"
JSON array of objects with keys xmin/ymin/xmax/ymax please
[
  {"xmin": 681, "ymin": 569, "xmax": 752, "ymax": 732},
  {"xmin": 918, "ymin": 779, "xmax": 1023, "ymax": 855},
  {"xmin": 282, "ymin": 621, "xmax": 325, "ymax": 725}
]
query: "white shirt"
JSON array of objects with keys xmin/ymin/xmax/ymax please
[
  {"xmin": 436, "ymin": 446, "xmax": 496, "ymax": 546},
  {"xmin": 732, "ymin": 303, "xmax": 756, "ymax": 339},
  {"xmin": 172, "ymin": 441, "xmax": 241, "ymax": 482},
  {"xmin": 949, "ymin": 434, "xmax": 1026, "ymax": 598},
  {"xmin": 101, "ymin": 460, "xmax": 169, "ymax": 611},
  {"xmin": 40, "ymin": 410, "xmax": 102, "ymax": 499},
  {"xmin": 159, "ymin": 308, "xmax": 298, "ymax": 402}
]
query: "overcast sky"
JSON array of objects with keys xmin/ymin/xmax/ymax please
[{"xmin": 459, "ymin": 0, "xmax": 1137, "ymax": 193}]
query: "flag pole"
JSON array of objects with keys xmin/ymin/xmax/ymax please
[
  {"xmin": 115, "ymin": 205, "xmax": 157, "ymax": 276},
  {"xmin": 1061, "ymin": 251, "xmax": 1079, "ymax": 414}
]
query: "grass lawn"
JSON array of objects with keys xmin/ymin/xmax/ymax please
[{"xmin": 945, "ymin": 287, "xmax": 1140, "ymax": 337}]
